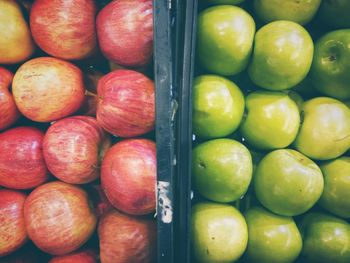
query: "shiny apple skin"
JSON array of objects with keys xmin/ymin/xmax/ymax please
[
  {"xmin": 0, "ymin": 127, "xmax": 48, "ymax": 189},
  {"xmin": 49, "ymin": 249, "xmax": 98, "ymax": 263},
  {"xmin": 99, "ymin": 210, "xmax": 156, "ymax": 263},
  {"xmin": 248, "ymin": 20, "xmax": 314, "ymax": 90},
  {"xmin": 12, "ymin": 57, "xmax": 85, "ymax": 123},
  {"xmin": 0, "ymin": 190, "xmax": 27, "ymax": 257},
  {"xmin": 101, "ymin": 139, "xmax": 156, "ymax": 215},
  {"xmin": 294, "ymin": 97, "xmax": 350, "ymax": 160},
  {"xmin": 0, "ymin": 67, "xmax": 20, "ymax": 131},
  {"xmin": 24, "ymin": 181, "xmax": 97, "ymax": 255},
  {"xmin": 96, "ymin": 0, "xmax": 153, "ymax": 67},
  {"xmin": 97, "ymin": 69, "xmax": 155, "ymax": 138},
  {"xmin": 30, "ymin": 0, "xmax": 97, "ymax": 60}
]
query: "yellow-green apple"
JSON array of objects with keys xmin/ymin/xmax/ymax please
[
  {"xmin": 0, "ymin": 127, "xmax": 48, "ymax": 189},
  {"xmin": 254, "ymin": 149, "xmax": 324, "ymax": 216},
  {"xmin": 49, "ymin": 249, "xmax": 98, "ymax": 263},
  {"xmin": 12, "ymin": 57, "xmax": 85, "ymax": 123},
  {"xmin": 97, "ymin": 69, "xmax": 155, "ymax": 138},
  {"xmin": 253, "ymin": 0, "xmax": 321, "ymax": 25},
  {"xmin": 294, "ymin": 97, "xmax": 350, "ymax": 160},
  {"xmin": 0, "ymin": 190, "xmax": 27, "ymax": 257},
  {"xmin": 191, "ymin": 202, "xmax": 248, "ymax": 263},
  {"xmin": 0, "ymin": 0, "xmax": 34, "ymax": 64},
  {"xmin": 101, "ymin": 139, "xmax": 156, "ymax": 215},
  {"xmin": 318, "ymin": 157, "xmax": 350, "ymax": 218},
  {"xmin": 248, "ymin": 21, "xmax": 314, "ymax": 90},
  {"xmin": 30, "ymin": 0, "xmax": 97, "ymax": 60},
  {"xmin": 310, "ymin": 29, "xmax": 350, "ymax": 100},
  {"xmin": 96, "ymin": 0, "xmax": 153, "ymax": 67},
  {"xmin": 192, "ymin": 138, "xmax": 252, "ymax": 203},
  {"xmin": 43, "ymin": 116, "xmax": 111, "ymax": 184},
  {"xmin": 0, "ymin": 67, "xmax": 20, "ymax": 131},
  {"xmin": 24, "ymin": 181, "xmax": 97, "ymax": 255},
  {"xmin": 240, "ymin": 91, "xmax": 300, "ymax": 150},
  {"xmin": 98, "ymin": 210, "xmax": 156, "ymax": 263},
  {"xmin": 192, "ymin": 75, "xmax": 244, "ymax": 139},
  {"xmin": 318, "ymin": 0, "xmax": 350, "ymax": 28},
  {"xmin": 244, "ymin": 206, "xmax": 302, "ymax": 263},
  {"xmin": 299, "ymin": 212, "xmax": 350, "ymax": 263},
  {"xmin": 197, "ymin": 5, "xmax": 255, "ymax": 76}
]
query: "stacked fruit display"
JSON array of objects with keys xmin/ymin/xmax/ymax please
[
  {"xmin": 191, "ymin": 1, "xmax": 350, "ymax": 263},
  {"xmin": 0, "ymin": 0, "xmax": 156, "ymax": 262}
]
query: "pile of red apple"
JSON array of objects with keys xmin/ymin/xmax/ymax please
[
  {"xmin": 0, "ymin": 0, "xmax": 156, "ymax": 262},
  {"xmin": 191, "ymin": 1, "xmax": 350, "ymax": 263}
]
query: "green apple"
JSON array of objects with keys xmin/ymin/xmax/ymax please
[
  {"xmin": 294, "ymin": 97, "xmax": 350, "ymax": 160},
  {"xmin": 192, "ymin": 138, "xmax": 252, "ymax": 203},
  {"xmin": 244, "ymin": 206, "xmax": 302, "ymax": 263},
  {"xmin": 197, "ymin": 5, "xmax": 255, "ymax": 76},
  {"xmin": 240, "ymin": 91, "xmax": 300, "ymax": 150},
  {"xmin": 310, "ymin": 29, "xmax": 350, "ymax": 100},
  {"xmin": 299, "ymin": 212, "xmax": 350, "ymax": 263},
  {"xmin": 254, "ymin": 149, "xmax": 324, "ymax": 216},
  {"xmin": 318, "ymin": 157, "xmax": 350, "ymax": 218},
  {"xmin": 191, "ymin": 202, "xmax": 248, "ymax": 263},
  {"xmin": 192, "ymin": 75, "xmax": 245, "ymax": 139},
  {"xmin": 318, "ymin": 0, "xmax": 350, "ymax": 28},
  {"xmin": 253, "ymin": 0, "xmax": 321, "ymax": 25},
  {"xmin": 248, "ymin": 21, "xmax": 314, "ymax": 90},
  {"xmin": 206, "ymin": 0, "xmax": 245, "ymax": 4}
]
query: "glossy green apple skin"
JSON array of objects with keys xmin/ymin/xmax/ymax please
[
  {"xmin": 197, "ymin": 6, "xmax": 255, "ymax": 76},
  {"xmin": 240, "ymin": 91, "xmax": 300, "ymax": 150},
  {"xmin": 192, "ymin": 75, "xmax": 245, "ymax": 139},
  {"xmin": 299, "ymin": 213, "xmax": 350, "ymax": 263},
  {"xmin": 294, "ymin": 97, "xmax": 350, "ymax": 160},
  {"xmin": 248, "ymin": 21, "xmax": 314, "ymax": 90},
  {"xmin": 310, "ymin": 29, "xmax": 350, "ymax": 100},
  {"xmin": 318, "ymin": 157, "xmax": 350, "ymax": 218},
  {"xmin": 244, "ymin": 206, "xmax": 302, "ymax": 263},
  {"xmin": 254, "ymin": 149, "xmax": 324, "ymax": 216},
  {"xmin": 253, "ymin": 0, "xmax": 321, "ymax": 25},
  {"xmin": 191, "ymin": 202, "xmax": 248, "ymax": 263},
  {"xmin": 192, "ymin": 138, "xmax": 252, "ymax": 203},
  {"xmin": 318, "ymin": 0, "xmax": 350, "ymax": 28},
  {"xmin": 207, "ymin": 0, "xmax": 245, "ymax": 4}
]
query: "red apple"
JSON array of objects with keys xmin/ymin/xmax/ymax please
[
  {"xmin": 24, "ymin": 181, "xmax": 97, "ymax": 255},
  {"xmin": 96, "ymin": 0, "xmax": 153, "ymax": 67},
  {"xmin": 101, "ymin": 139, "xmax": 156, "ymax": 215},
  {"xmin": 49, "ymin": 249, "xmax": 98, "ymax": 263},
  {"xmin": 0, "ymin": 190, "xmax": 27, "ymax": 257},
  {"xmin": 0, "ymin": 127, "xmax": 48, "ymax": 189},
  {"xmin": 30, "ymin": 0, "xmax": 97, "ymax": 60},
  {"xmin": 99, "ymin": 210, "xmax": 156, "ymax": 263},
  {"xmin": 12, "ymin": 57, "xmax": 85, "ymax": 122},
  {"xmin": 89, "ymin": 185, "xmax": 114, "ymax": 218},
  {"xmin": 97, "ymin": 69, "xmax": 155, "ymax": 137},
  {"xmin": 43, "ymin": 116, "xmax": 111, "ymax": 184},
  {"xmin": 0, "ymin": 67, "xmax": 20, "ymax": 131}
]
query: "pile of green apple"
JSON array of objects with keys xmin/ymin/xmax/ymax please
[{"xmin": 191, "ymin": 0, "xmax": 350, "ymax": 262}]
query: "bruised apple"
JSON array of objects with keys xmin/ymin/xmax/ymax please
[
  {"xmin": 0, "ymin": 127, "xmax": 48, "ymax": 189},
  {"xmin": 24, "ymin": 181, "xmax": 97, "ymax": 255},
  {"xmin": 49, "ymin": 249, "xmax": 98, "ymax": 263},
  {"xmin": 101, "ymin": 139, "xmax": 156, "ymax": 215},
  {"xmin": 99, "ymin": 210, "xmax": 156, "ymax": 263}
]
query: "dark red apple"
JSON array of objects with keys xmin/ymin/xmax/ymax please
[
  {"xmin": 0, "ymin": 190, "xmax": 27, "ymax": 257},
  {"xmin": 43, "ymin": 116, "xmax": 111, "ymax": 184},
  {"xmin": 49, "ymin": 249, "xmax": 98, "ymax": 263},
  {"xmin": 12, "ymin": 57, "xmax": 85, "ymax": 123},
  {"xmin": 97, "ymin": 69, "xmax": 155, "ymax": 137},
  {"xmin": 0, "ymin": 127, "xmax": 48, "ymax": 189},
  {"xmin": 24, "ymin": 181, "xmax": 97, "ymax": 255},
  {"xmin": 101, "ymin": 139, "xmax": 156, "ymax": 215},
  {"xmin": 89, "ymin": 184, "xmax": 114, "ymax": 218},
  {"xmin": 0, "ymin": 67, "xmax": 20, "ymax": 131},
  {"xmin": 96, "ymin": 0, "xmax": 153, "ymax": 67},
  {"xmin": 30, "ymin": 0, "xmax": 97, "ymax": 60},
  {"xmin": 99, "ymin": 210, "xmax": 156, "ymax": 263},
  {"xmin": 78, "ymin": 91, "xmax": 98, "ymax": 117}
]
